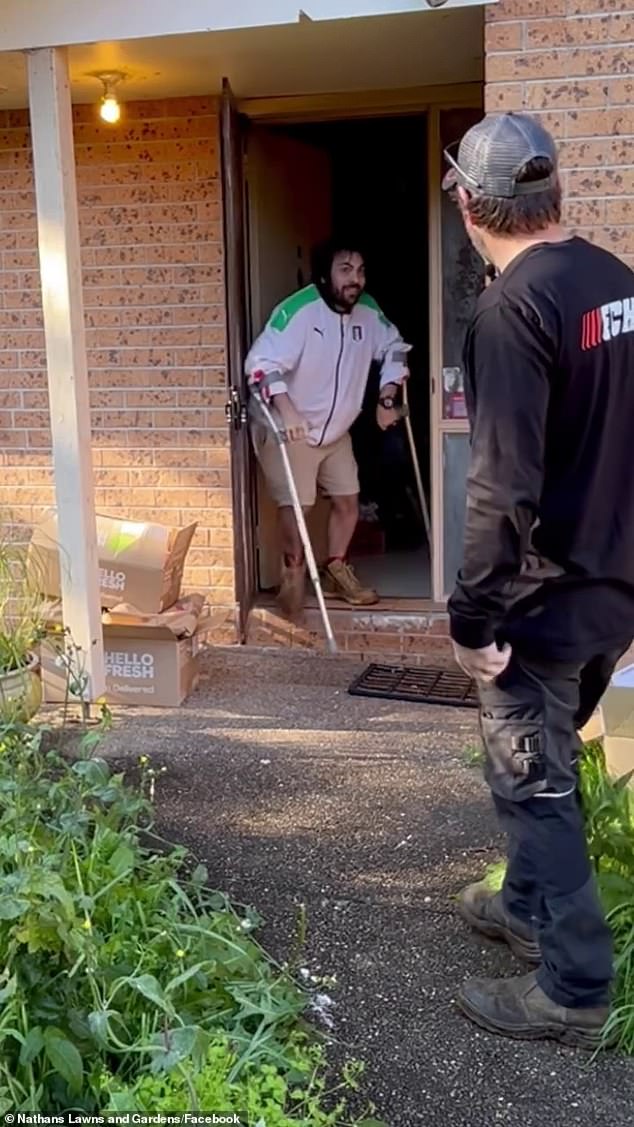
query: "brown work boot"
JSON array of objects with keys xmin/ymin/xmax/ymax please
[
  {"xmin": 457, "ymin": 882, "xmax": 541, "ymax": 965},
  {"xmin": 321, "ymin": 559, "xmax": 378, "ymax": 606},
  {"xmin": 277, "ymin": 563, "xmax": 306, "ymax": 623},
  {"xmin": 457, "ymin": 971, "xmax": 610, "ymax": 1050}
]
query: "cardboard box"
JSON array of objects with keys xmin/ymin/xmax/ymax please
[
  {"xmin": 28, "ymin": 511, "xmax": 197, "ymax": 614},
  {"xmin": 40, "ymin": 595, "xmax": 218, "ymax": 708},
  {"xmin": 579, "ymin": 710, "xmax": 603, "ymax": 743},
  {"xmin": 599, "ymin": 664, "xmax": 634, "ymax": 786}
]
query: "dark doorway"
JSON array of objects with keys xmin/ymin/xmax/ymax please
[{"xmin": 246, "ymin": 113, "xmax": 431, "ymax": 598}]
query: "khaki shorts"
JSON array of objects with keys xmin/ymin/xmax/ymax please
[{"xmin": 252, "ymin": 425, "xmax": 359, "ymax": 508}]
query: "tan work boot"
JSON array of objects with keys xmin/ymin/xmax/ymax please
[
  {"xmin": 321, "ymin": 559, "xmax": 378, "ymax": 606},
  {"xmin": 458, "ymin": 970, "xmax": 610, "ymax": 1050},
  {"xmin": 277, "ymin": 563, "xmax": 306, "ymax": 624},
  {"xmin": 457, "ymin": 882, "xmax": 541, "ymax": 965}
]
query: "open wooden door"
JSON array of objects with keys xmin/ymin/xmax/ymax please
[
  {"xmin": 220, "ymin": 77, "xmax": 257, "ymax": 641},
  {"xmin": 246, "ymin": 128, "xmax": 333, "ymax": 334}
]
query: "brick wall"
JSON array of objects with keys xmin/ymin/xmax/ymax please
[
  {"xmin": 0, "ymin": 95, "xmax": 235, "ymax": 618},
  {"xmin": 485, "ymin": 0, "xmax": 634, "ymax": 268}
]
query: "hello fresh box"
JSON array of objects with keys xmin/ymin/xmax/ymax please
[
  {"xmin": 28, "ymin": 511, "xmax": 197, "ymax": 615},
  {"xmin": 41, "ymin": 595, "xmax": 219, "ymax": 708}
]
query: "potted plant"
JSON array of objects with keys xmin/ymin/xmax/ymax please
[{"xmin": 0, "ymin": 535, "xmax": 45, "ymax": 721}]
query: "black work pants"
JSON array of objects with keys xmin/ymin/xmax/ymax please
[{"xmin": 478, "ymin": 645, "xmax": 628, "ymax": 1009}]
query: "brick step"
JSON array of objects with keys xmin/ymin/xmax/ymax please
[{"xmin": 246, "ymin": 602, "xmax": 454, "ymax": 666}]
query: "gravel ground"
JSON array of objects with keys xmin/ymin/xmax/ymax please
[{"xmin": 92, "ymin": 647, "xmax": 634, "ymax": 1127}]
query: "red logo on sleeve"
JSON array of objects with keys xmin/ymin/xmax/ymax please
[{"xmin": 581, "ymin": 297, "xmax": 634, "ymax": 350}]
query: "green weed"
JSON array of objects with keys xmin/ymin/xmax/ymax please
[{"xmin": 0, "ymin": 718, "xmax": 384, "ymax": 1122}]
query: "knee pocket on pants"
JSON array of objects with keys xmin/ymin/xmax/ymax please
[{"xmin": 480, "ymin": 709, "xmax": 549, "ymax": 802}]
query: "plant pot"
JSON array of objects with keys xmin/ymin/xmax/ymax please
[{"xmin": 0, "ymin": 651, "xmax": 42, "ymax": 722}]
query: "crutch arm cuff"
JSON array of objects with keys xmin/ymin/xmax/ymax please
[{"xmin": 248, "ymin": 369, "xmax": 288, "ymax": 401}]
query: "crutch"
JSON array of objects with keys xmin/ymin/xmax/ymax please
[
  {"xmin": 400, "ymin": 379, "xmax": 432, "ymax": 546},
  {"xmin": 249, "ymin": 371, "xmax": 338, "ymax": 655}
]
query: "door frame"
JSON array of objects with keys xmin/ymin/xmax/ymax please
[
  {"xmin": 428, "ymin": 104, "xmax": 474, "ymax": 602},
  {"xmin": 223, "ymin": 81, "xmax": 482, "ymax": 610},
  {"xmin": 220, "ymin": 78, "xmax": 258, "ymax": 640}
]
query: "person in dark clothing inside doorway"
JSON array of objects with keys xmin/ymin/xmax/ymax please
[{"xmin": 442, "ymin": 112, "xmax": 634, "ymax": 1048}]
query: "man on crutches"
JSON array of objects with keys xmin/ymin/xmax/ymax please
[{"xmin": 245, "ymin": 238, "xmax": 410, "ymax": 623}]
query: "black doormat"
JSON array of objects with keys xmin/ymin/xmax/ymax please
[{"xmin": 348, "ymin": 663, "xmax": 478, "ymax": 709}]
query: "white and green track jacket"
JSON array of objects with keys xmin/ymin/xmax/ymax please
[{"xmin": 245, "ymin": 284, "xmax": 410, "ymax": 447}]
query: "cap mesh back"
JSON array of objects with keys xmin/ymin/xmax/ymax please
[{"xmin": 456, "ymin": 114, "xmax": 558, "ymax": 198}]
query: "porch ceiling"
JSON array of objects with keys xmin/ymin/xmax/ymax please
[{"xmin": 0, "ymin": 8, "xmax": 482, "ymax": 110}]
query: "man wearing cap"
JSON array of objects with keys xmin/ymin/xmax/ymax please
[{"xmin": 443, "ymin": 112, "xmax": 634, "ymax": 1048}]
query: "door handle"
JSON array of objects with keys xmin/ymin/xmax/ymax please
[{"xmin": 225, "ymin": 387, "xmax": 247, "ymax": 429}]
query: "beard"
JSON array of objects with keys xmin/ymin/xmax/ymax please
[{"xmin": 333, "ymin": 285, "xmax": 361, "ymax": 310}]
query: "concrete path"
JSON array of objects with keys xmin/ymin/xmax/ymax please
[{"xmin": 100, "ymin": 648, "xmax": 634, "ymax": 1127}]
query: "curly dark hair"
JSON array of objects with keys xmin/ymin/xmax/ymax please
[{"xmin": 311, "ymin": 238, "xmax": 366, "ymax": 285}]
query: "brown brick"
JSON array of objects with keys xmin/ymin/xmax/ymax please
[
  {"xmin": 605, "ymin": 198, "xmax": 634, "ymax": 224},
  {"xmin": 610, "ymin": 13, "xmax": 634, "ymax": 41},
  {"xmin": 27, "ymin": 468, "xmax": 54, "ymax": 485},
  {"xmin": 485, "ymin": 83, "xmax": 526, "ymax": 111},
  {"xmin": 601, "ymin": 228, "xmax": 634, "ymax": 256},
  {"xmin": 486, "ymin": 50, "xmax": 570, "ymax": 82},
  {"xmin": 562, "ymin": 199, "xmax": 607, "ymax": 226},
  {"xmin": 567, "ymin": 46, "xmax": 632, "ymax": 77},
  {"xmin": 528, "ymin": 14, "xmax": 614, "ymax": 46},
  {"xmin": 559, "ymin": 136, "xmax": 632, "ymax": 168},
  {"xmin": 487, "ymin": 0, "xmax": 566, "ymax": 17},
  {"xmin": 22, "ymin": 390, "xmax": 49, "ymax": 409},
  {"xmin": 567, "ymin": 0, "xmax": 624, "ymax": 11},
  {"xmin": 0, "ymin": 370, "xmax": 45, "ymax": 389},
  {"xmin": 525, "ymin": 79, "xmax": 609, "ymax": 110},
  {"xmin": 566, "ymin": 107, "xmax": 633, "ymax": 137},
  {"xmin": 485, "ymin": 21, "xmax": 524, "ymax": 49},
  {"xmin": 13, "ymin": 408, "xmax": 51, "ymax": 429},
  {"xmin": 609, "ymin": 78, "xmax": 634, "ymax": 105},
  {"xmin": 522, "ymin": 110, "xmax": 568, "ymax": 139},
  {"xmin": 0, "ymin": 391, "xmax": 21, "ymax": 408},
  {"xmin": 567, "ymin": 167, "xmax": 634, "ymax": 196}
]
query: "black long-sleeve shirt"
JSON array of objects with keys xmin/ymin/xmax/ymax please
[{"xmin": 448, "ymin": 237, "xmax": 634, "ymax": 660}]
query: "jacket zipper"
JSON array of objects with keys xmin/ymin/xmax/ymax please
[{"xmin": 318, "ymin": 316, "xmax": 345, "ymax": 447}]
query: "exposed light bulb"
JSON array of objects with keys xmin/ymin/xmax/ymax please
[
  {"xmin": 93, "ymin": 72, "xmax": 125, "ymax": 124},
  {"xmin": 100, "ymin": 93, "xmax": 121, "ymax": 124}
]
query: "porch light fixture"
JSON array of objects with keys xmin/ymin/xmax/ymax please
[{"xmin": 95, "ymin": 72, "xmax": 124, "ymax": 124}]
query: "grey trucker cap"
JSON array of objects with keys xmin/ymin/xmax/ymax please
[{"xmin": 442, "ymin": 113, "xmax": 559, "ymax": 199}]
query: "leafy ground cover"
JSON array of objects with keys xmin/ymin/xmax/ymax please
[{"xmin": 0, "ymin": 714, "xmax": 384, "ymax": 1124}]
